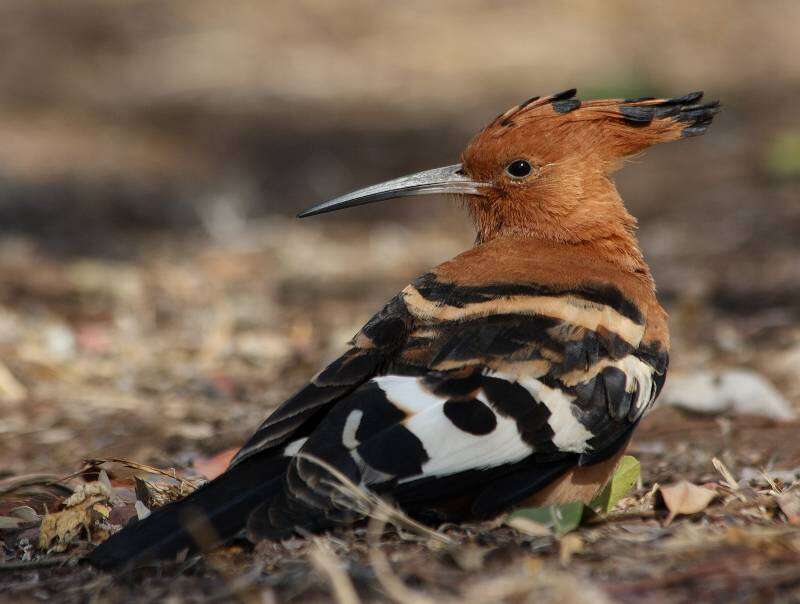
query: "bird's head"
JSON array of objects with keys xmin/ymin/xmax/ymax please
[{"xmin": 299, "ymin": 89, "xmax": 719, "ymax": 250}]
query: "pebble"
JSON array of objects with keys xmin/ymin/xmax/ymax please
[{"xmin": 660, "ymin": 368, "xmax": 796, "ymax": 420}]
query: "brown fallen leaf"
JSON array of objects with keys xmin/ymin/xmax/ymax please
[
  {"xmin": 40, "ymin": 504, "xmax": 95, "ymax": 552},
  {"xmin": 777, "ymin": 491, "xmax": 800, "ymax": 525},
  {"xmin": 658, "ymin": 481, "xmax": 716, "ymax": 526},
  {"xmin": 193, "ymin": 447, "xmax": 238, "ymax": 480},
  {"xmin": 62, "ymin": 481, "xmax": 111, "ymax": 508},
  {"xmin": 10, "ymin": 506, "xmax": 40, "ymax": 522},
  {"xmin": 134, "ymin": 475, "xmax": 205, "ymax": 510},
  {"xmin": 38, "ymin": 480, "xmax": 113, "ymax": 552},
  {"xmin": 82, "ymin": 457, "xmax": 182, "ymax": 481},
  {"xmin": 0, "ymin": 505, "xmax": 41, "ymax": 534}
]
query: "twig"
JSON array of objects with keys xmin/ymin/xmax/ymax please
[
  {"xmin": 712, "ymin": 457, "xmax": 747, "ymax": 502},
  {"xmin": 297, "ymin": 452, "xmax": 453, "ymax": 545},
  {"xmin": 759, "ymin": 468, "xmax": 783, "ymax": 495},
  {"xmin": 366, "ymin": 516, "xmax": 438, "ymax": 604},
  {"xmin": 309, "ymin": 538, "xmax": 361, "ymax": 604},
  {"xmin": 293, "ymin": 454, "xmax": 457, "ymax": 602},
  {"xmin": 80, "ymin": 457, "xmax": 183, "ymax": 482},
  {"xmin": 0, "ymin": 556, "xmax": 72, "ymax": 571}
]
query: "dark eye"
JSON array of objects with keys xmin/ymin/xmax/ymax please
[{"xmin": 506, "ymin": 159, "xmax": 532, "ymax": 178}]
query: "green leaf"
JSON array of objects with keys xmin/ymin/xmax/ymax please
[
  {"xmin": 589, "ymin": 455, "xmax": 641, "ymax": 514},
  {"xmin": 507, "ymin": 501, "xmax": 585, "ymax": 537},
  {"xmin": 506, "ymin": 455, "xmax": 642, "ymax": 537}
]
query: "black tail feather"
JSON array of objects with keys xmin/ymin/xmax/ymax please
[{"xmin": 85, "ymin": 455, "xmax": 288, "ymax": 571}]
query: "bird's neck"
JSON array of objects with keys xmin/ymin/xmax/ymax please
[{"xmin": 469, "ymin": 183, "xmax": 651, "ymax": 282}]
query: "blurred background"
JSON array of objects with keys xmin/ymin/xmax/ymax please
[{"xmin": 1, "ymin": 0, "xmax": 799, "ymax": 474}]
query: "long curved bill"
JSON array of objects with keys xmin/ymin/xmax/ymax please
[{"xmin": 297, "ymin": 163, "xmax": 487, "ymax": 218}]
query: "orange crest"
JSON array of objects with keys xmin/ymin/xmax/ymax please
[{"xmin": 459, "ymin": 89, "xmax": 720, "ymax": 247}]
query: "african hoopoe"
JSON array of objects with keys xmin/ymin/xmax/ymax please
[{"xmin": 88, "ymin": 89, "xmax": 719, "ymax": 569}]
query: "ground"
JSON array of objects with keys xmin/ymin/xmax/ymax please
[
  {"xmin": 0, "ymin": 3, "xmax": 799, "ymax": 599},
  {"xmin": 1, "ymin": 217, "xmax": 799, "ymax": 603}
]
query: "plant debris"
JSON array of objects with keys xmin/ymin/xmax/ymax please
[
  {"xmin": 777, "ymin": 491, "xmax": 800, "ymax": 525},
  {"xmin": 38, "ymin": 480, "xmax": 113, "ymax": 553},
  {"xmin": 590, "ymin": 455, "xmax": 641, "ymax": 514},
  {"xmin": 657, "ymin": 481, "xmax": 717, "ymax": 526},
  {"xmin": 0, "ymin": 211, "xmax": 798, "ymax": 602},
  {"xmin": 507, "ymin": 501, "xmax": 585, "ymax": 537}
]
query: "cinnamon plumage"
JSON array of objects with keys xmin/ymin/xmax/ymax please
[{"xmin": 88, "ymin": 89, "xmax": 719, "ymax": 570}]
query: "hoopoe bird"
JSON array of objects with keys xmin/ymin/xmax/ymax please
[{"xmin": 88, "ymin": 89, "xmax": 719, "ymax": 569}]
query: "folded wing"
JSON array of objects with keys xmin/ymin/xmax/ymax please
[{"xmin": 246, "ymin": 270, "xmax": 668, "ymax": 536}]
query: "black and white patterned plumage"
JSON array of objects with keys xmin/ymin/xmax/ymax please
[{"xmin": 229, "ymin": 271, "xmax": 668, "ymax": 536}]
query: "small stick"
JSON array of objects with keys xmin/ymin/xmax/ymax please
[
  {"xmin": 0, "ymin": 556, "xmax": 72, "ymax": 571},
  {"xmin": 366, "ymin": 516, "xmax": 438, "ymax": 604},
  {"xmin": 712, "ymin": 457, "xmax": 747, "ymax": 502},
  {"xmin": 297, "ymin": 452, "xmax": 453, "ymax": 545},
  {"xmin": 309, "ymin": 539, "xmax": 361, "ymax": 604}
]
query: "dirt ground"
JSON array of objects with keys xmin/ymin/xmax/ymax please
[
  {"xmin": 0, "ymin": 214, "xmax": 799, "ymax": 603},
  {"xmin": 1, "ymin": 2, "xmax": 800, "ymax": 602}
]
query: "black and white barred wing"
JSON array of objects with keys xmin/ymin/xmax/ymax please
[
  {"xmin": 245, "ymin": 275, "xmax": 668, "ymax": 535},
  {"xmin": 398, "ymin": 274, "xmax": 668, "ymax": 457}
]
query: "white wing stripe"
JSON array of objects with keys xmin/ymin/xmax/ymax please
[
  {"xmin": 612, "ymin": 355, "xmax": 657, "ymax": 420},
  {"xmin": 517, "ymin": 378, "xmax": 592, "ymax": 453},
  {"xmin": 342, "ymin": 410, "xmax": 363, "ymax": 449},
  {"xmin": 406, "ymin": 391, "xmax": 531, "ymax": 480},
  {"xmin": 373, "ymin": 375, "xmax": 442, "ymax": 413},
  {"xmin": 371, "ymin": 375, "xmax": 534, "ymax": 483},
  {"xmin": 283, "ymin": 437, "xmax": 308, "ymax": 457}
]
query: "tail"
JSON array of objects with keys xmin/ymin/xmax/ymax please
[{"xmin": 85, "ymin": 455, "xmax": 288, "ymax": 571}]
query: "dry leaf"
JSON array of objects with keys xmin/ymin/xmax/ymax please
[
  {"xmin": 40, "ymin": 505, "xmax": 94, "ymax": 552},
  {"xmin": 10, "ymin": 506, "xmax": 39, "ymax": 522},
  {"xmin": 62, "ymin": 480, "xmax": 111, "ymax": 508},
  {"xmin": 0, "ymin": 475, "xmax": 71, "ymax": 520},
  {"xmin": 193, "ymin": 447, "xmax": 238, "ymax": 480},
  {"xmin": 777, "ymin": 491, "xmax": 800, "ymax": 525},
  {"xmin": 658, "ymin": 481, "xmax": 716, "ymax": 525},
  {"xmin": 38, "ymin": 480, "xmax": 113, "ymax": 552},
  {"xmin": 134, "ymin": 475, "xmax": 204, "ymax": 509}
]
